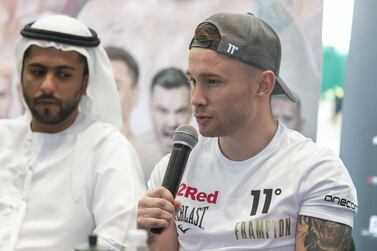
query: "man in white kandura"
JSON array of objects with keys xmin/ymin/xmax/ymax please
[{"xmin": 0, "ymin": 15, "xmax": 145, "ymax": 251}]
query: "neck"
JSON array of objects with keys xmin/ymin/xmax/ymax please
[
  {"xmin": 219, "ymin": 113, "xmax": 277, "ymax": 161},
  {"xmin": 31, "ymin": 110, "xmax": 79, "ymax": 133}
]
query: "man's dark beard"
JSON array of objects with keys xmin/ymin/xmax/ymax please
[{"xmin": 23, "ymin": 89, "xmax": 82, "ymax": 125}]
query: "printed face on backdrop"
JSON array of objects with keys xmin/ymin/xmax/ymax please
[
  {"xmin": 21, "ymin": 45, "xmax": 88, "ymax": 128},
  {"xmin": 187, "ymin": 48, "xmax": 261, "ymax": 137},
  {"xmin": 111, "ymin": 59, "xmax": 138, "ymax": 127},
  {"xmin": 150, "ymin": 85, "xmax": 192, "ymax": 154},
  {"xmin": 271, "ymin": 96, "xmax": 303, "ymax": 132}
]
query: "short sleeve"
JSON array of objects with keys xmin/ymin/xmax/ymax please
[{"xmin": 298, "ymin": 148, "xmax": 358, "ymax": 227}]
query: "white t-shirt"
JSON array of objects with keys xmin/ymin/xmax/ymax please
[
  {"xmin": 0, "ymin": 113, "xmax": 145, "ymax": 251},
  {"xmin": 148, "ymin": 123, "xmax": 357, "ymax": 251}
]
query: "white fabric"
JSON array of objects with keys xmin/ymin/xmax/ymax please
[
  {"xmin": 0, "ymin": 113, "xmax": 146, "ymax": 251},
  {"xmin": 15, "ymin": 14, "xmax": 123, "ymax": 129},
  {"xmin": 149, "ymin": 122, "xmax": 357, "ymax": 251},
  {"xmin": 31, "ymin": 15, "xmax": 93, "ymax": 37}
]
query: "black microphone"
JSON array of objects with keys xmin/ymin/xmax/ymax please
[{"xmin": 151, "ymin": 124, "xmax": 198, "ymax": 234}]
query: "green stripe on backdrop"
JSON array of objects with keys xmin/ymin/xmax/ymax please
[{"xmin": 322, "ymin": 46, "xmax": 348, "ymax": 93}]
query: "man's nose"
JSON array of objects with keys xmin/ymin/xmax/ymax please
[
  {"xmin": 165, "ymin": 112, "xmax": 178, "ymax": 127},
  {"xmin": 191, "ymin": 83, "xmax": 207, "ymax": 107},
  {"xmin": 40, "ymin": 73, "xmax": 56, "ymax": 94}
]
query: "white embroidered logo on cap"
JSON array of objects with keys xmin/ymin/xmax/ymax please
[{"xmin": 227, "ymin": 43, "xmax": 239, "ymax": 54}]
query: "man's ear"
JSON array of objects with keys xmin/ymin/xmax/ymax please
[{"xmin": 256, "ymin": 70, "xmax": 276, "ymax": 99}]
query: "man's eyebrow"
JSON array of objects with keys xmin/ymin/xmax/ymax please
[
  {"xmin": 26, "ymin": 63, "xmax": 76, "ymax": 71},
  {"xmin": 198, "ymin": 72, "xmax": 221, "ymax": 78},
  {"xmin": 186, "ymin": 71, "xmax": 221, "ymax": 78}
]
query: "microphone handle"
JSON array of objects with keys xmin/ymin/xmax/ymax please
[{"xmin": 151, "ymin": 144, "xmax": 191, "ymax": 234}]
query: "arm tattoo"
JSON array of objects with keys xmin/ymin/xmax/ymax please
[{"xmin": 297, "ymin": 215, "xmax": 352, "ymax": 251}]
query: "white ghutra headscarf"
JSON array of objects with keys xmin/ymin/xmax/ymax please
[{"xmin": 15, "ymin": 14, "xmax": 123, "ymax": 129}]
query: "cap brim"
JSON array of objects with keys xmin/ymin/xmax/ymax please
[{"xmin": 273, "ymin": 76, "xmax": 297, "ymax": 102}]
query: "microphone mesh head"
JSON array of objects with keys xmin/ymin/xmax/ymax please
[{"xmin": 173, "ymin": 124, "xmax": 199, "ymax": 149}]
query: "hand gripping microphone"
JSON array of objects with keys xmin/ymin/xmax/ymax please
[{"xmin": 151, "ymin": 124, "xmax": 198, "ymax": 234}]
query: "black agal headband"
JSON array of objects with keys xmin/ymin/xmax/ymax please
[{"xmin": 21, "ymin": 22, "xmax": 100, "ymax": 47}]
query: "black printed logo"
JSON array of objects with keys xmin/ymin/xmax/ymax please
[
  {"xmin": 249, "ymin": 189, "xmax": 282, "ymax": 216},
  {"xmin": 324, "ymin": 195, "xmax": 358, "ymax": 210},
  {"xmin": 178, "ymin": 224, "xmax": 191, "ymax": 233}
]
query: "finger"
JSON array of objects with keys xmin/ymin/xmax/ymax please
[
  {"xmin": 146, "ymin": 186, "xmax": 174, "ymax": 202},
  {"xmin": 138, "ymin": 207, "xmax": 175, "ymax": 223},
  {"xmin": 137, "ymin": 215, "xmax": 170, "ymax": 230},
  {"xmin": 138, "ymin": 196, "xmax": 176, "ymax": 215},
  {"xmin": 137, "ymin": 208, "xmax": 175, "ymax": 230}
]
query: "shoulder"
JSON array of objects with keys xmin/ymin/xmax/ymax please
[
  {"xmin": 0, "ymin": 116, "xmax": 28, "ymax": 132},
  {"xmin": 83, "ymin": 120, "xmax": 129, "ymax": 148},
  {"xmin": 283, "ymin": 128, "xmax": 318, "ymax": 153},
  {"xmin": 79, "ymin": 120, "xmax": 145, "ymax": 190},
  {"xmin": 283, "ymin": 129, "xmax": 352, "ymax": 186},
  {"xmin": 278, "ymin": 129, "xmax": 357, "ymax": 227},
  {"xmin": 0, "ymin": 116, "xmax": 29, "ymax": 146},
  {"xmin": 282, "ymin": 129, "xmax": 342, "ymax": 168},
  {"xmin": 75, "ymin": 119, "xmax": 138, "ymax": 165}
]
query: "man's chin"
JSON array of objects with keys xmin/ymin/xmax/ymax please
[
  {"xmin": 32, "ymin": 109, "xmax": 63, "ymax": 124},
  {"xmin": 34, "ymin": 116, "xmax": 62, "ymax": 124},
  {"xmin": 198, "ymin": 127, "xmax": 217, "ymax": 138}
]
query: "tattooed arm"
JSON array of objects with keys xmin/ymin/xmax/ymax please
[{"xmin": 295, "ymin": 215, "xmax": 352, "ymax": 251}]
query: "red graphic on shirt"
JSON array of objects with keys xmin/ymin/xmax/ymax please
[{"xmin": 177, "ymin": 183, "xmax": 218, "ymax": 204}]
